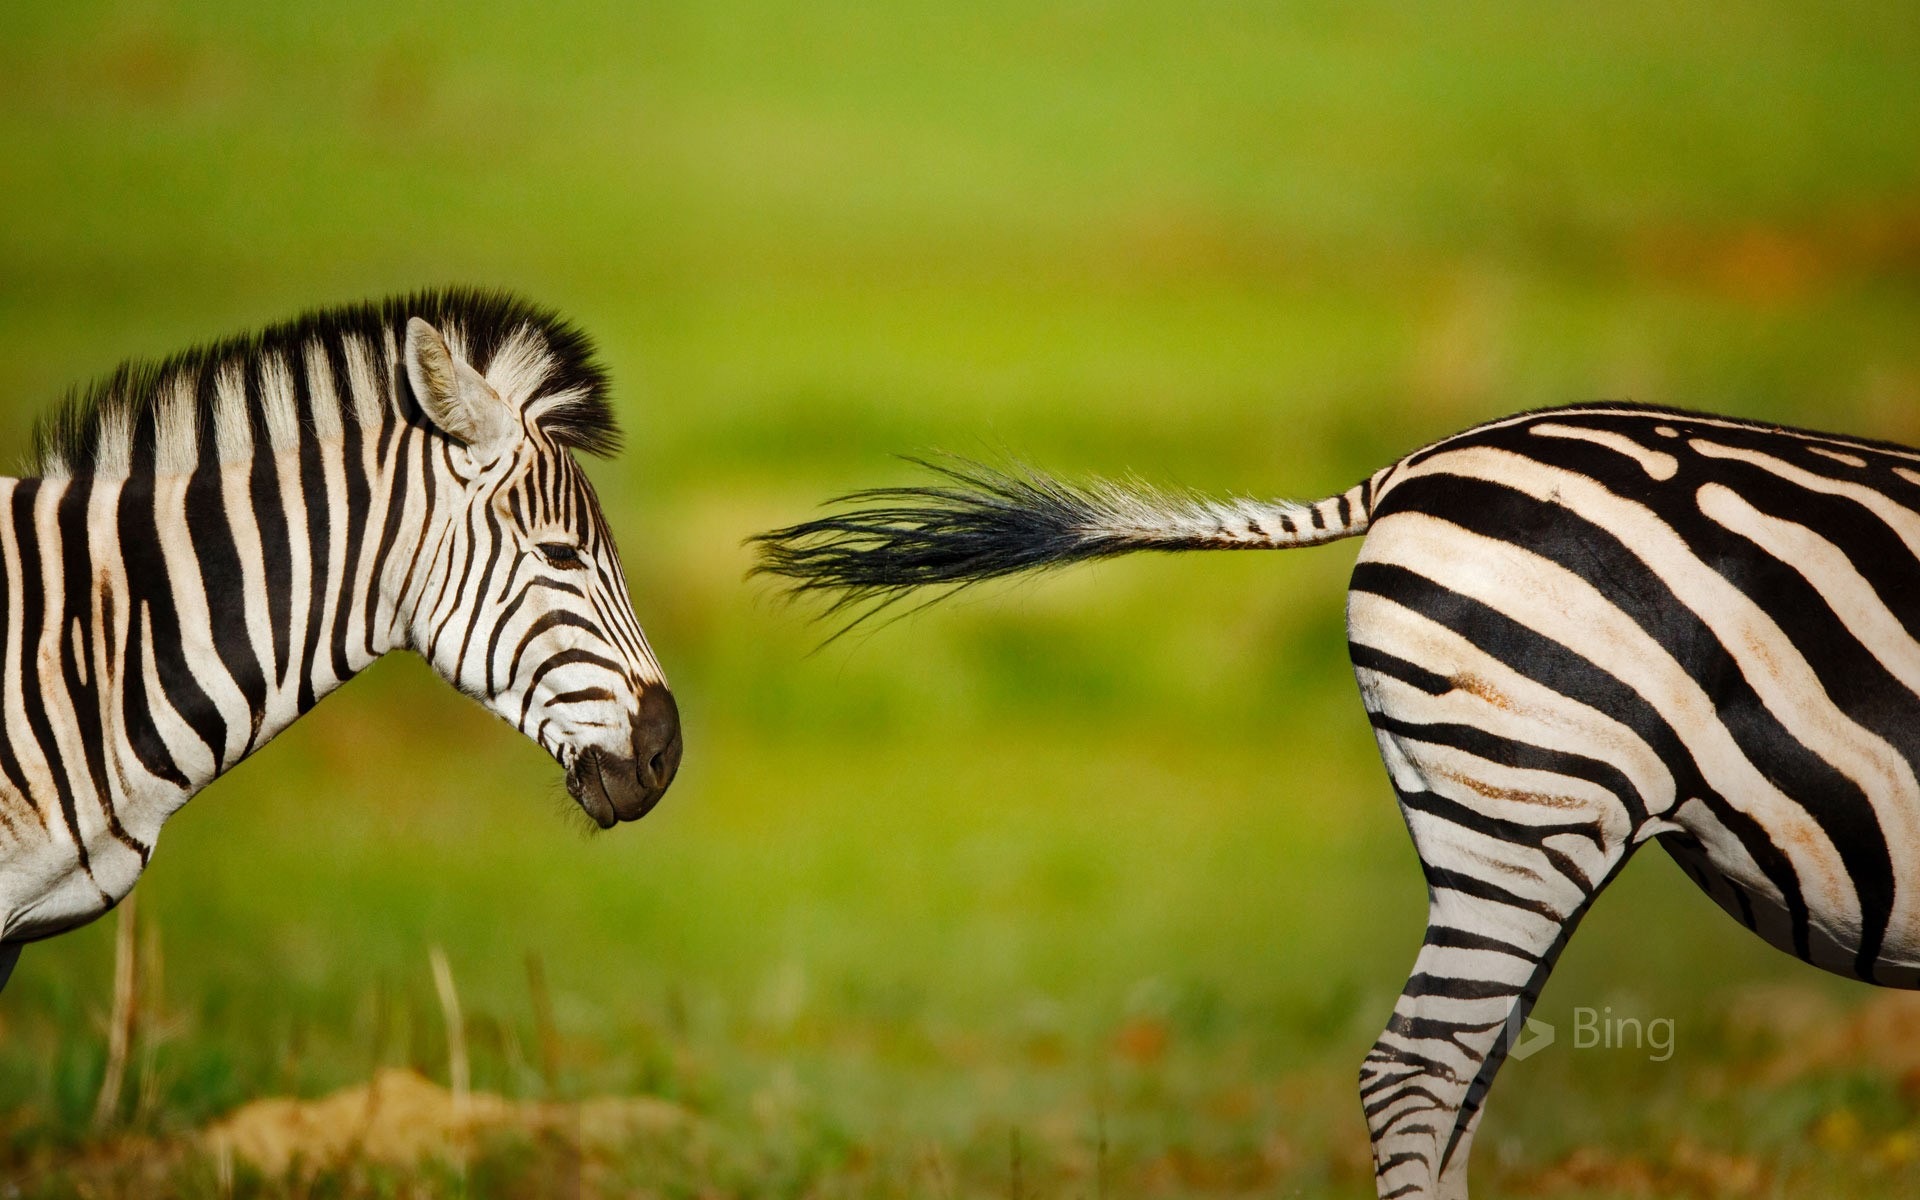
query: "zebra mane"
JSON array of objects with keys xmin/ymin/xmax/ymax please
[{"xmin": 29, "ymin": 288, "xmax": 620, "ymax": 478}]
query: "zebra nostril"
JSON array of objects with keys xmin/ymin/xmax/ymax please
[{"xmin": 633, "ymin": 686, "xmax": 682, "ymax": 792}]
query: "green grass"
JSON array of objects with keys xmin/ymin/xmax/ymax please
[{"xmin": 2, "ymin": 1, "xmax": 1920, "ymax": 1195}]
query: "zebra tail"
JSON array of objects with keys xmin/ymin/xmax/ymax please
[{"xmin": 751, "ymin": 456, "xmax": 1375, "ymax": 620}]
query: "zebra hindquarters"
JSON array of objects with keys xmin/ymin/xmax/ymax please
[{"xmin": 1346, "ymin": 529, "xmax": 1654, "ymax": 1198}]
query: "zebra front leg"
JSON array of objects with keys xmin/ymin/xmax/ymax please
[
  {"xmin": 0, "ymin": 942, "xmax": 19, "ymax": 994},
  {"xmin": 1361, "ymin": 851, "xmax": 1631, "ymax": 1199}
]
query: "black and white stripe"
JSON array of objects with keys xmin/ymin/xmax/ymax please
[
  {"xmin": 0, "ymin": 290, "xmax": 681, "ymax": 988},
  {"xmin": 754, "ymin": 401, "xmax": 1920, "ymax": 1198}
]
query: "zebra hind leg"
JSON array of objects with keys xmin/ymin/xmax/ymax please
[
  {"xmin": 0, "ymin": 942, "xmax": 19, "ymax": 994},
  {"xmin": 1360, "ymin": 796, "xmax": 1633, "ymax": 1198}
]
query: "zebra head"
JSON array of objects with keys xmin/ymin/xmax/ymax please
[{"xmin": 400, "ymin": 316, "xmax": 681, "ymax": 828}]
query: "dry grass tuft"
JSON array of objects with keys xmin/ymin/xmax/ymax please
[{"xmin": 201, "ymin": 1067, "xmax": 688, "ymax": 1176}]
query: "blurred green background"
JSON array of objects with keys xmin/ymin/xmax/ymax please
[{"xmin": 2, "ymin": 3, "xmax": 1919, "ymax": 1196}]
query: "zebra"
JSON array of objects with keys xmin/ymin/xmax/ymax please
[
  {"xmin": 0, "ymin": 290, "xmax": 681, "ymax": 994},
  {"xmin": 754, "ymin": 400, "xmax": 1920, "ymax": 1198}
]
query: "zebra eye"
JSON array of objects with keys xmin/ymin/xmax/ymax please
[{"xmin": 537, "ymin": 541, "xmax": 583, "ymax": 567}]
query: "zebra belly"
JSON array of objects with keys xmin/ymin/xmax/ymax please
[{"xmin": 1660, "ymin": 806, "xmax": 1920, "ymax": 987}]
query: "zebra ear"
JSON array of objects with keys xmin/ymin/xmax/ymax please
[{"xmin": 404, "ymin": 317, "xmax": 520, "ymax": 458}]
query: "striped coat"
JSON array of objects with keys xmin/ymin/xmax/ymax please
[
  {"xmin": 754, "ymin": 401, "xmax": 1920, "ymax": 1199},
  {"xmin": 0, "ymin": 291, "xmax": 680, "ymax": 984}
]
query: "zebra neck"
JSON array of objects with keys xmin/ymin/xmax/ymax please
[{"xmin": 0, "ymin": 425, "xmax": 431, "ymax": 850}]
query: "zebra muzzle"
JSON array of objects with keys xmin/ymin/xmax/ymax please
[{"xmin": 564, "ymin": 689, "xmax": 682, "ymax": 828}]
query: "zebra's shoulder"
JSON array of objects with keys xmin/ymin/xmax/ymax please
[{"xmin": 29, "ymin": 288, "xmax": 620, "ymax": 479}]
